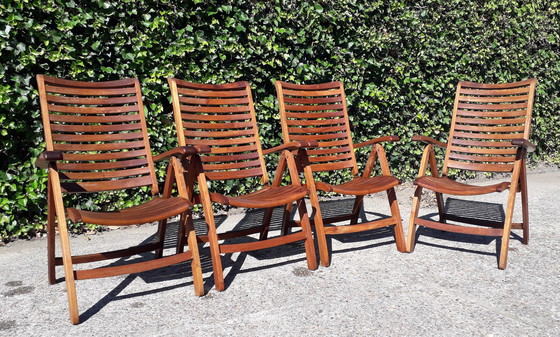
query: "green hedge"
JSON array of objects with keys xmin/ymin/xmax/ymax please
[{"xmin": 1, "ymin": 0, "xmax": 559, "ymax": 240}]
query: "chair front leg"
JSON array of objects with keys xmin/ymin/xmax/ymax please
[
  {"xmin": 47, "ymin": 178, "xmax": 57, "ymax": 285},
  {"xmin": 259, "ymin": 152, "xmax": 289, "ymax": 240},
  {"xmin": 183, "ymin": 211, "xmax": 204, "ymax": 296},
  {"xmin": 387, "ymin": 187, "xmax": 406, "ymax": 252},
  {"xmin": 499, "ymin": 155, "xmax": 523, "ymax": 269},
  {"xmin": 407, "ymin": 186, "xmax": 423, "ymax": 253},
  {"xmin": 519, "ymin": 158, "xmax": 529, "ymax": 245}
]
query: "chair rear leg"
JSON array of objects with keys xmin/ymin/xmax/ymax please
[
  {"xmin": 296, "ymin": 199, "xmax": 318, "ymax": 270},
  {"xmin": 259, "ymin": 207, "xmax": 274, "ymax": 240},
  {"xmin": 47, "ymin": 183, "xmax": 57, "ymax": 285},
  {"xmin": 350, "ymin": 195, "xmax": 364, "ymax": 225},
  {"xmin": 387, "ymin": 188, "xmax": 406, "ymax": 252},
  {"xmin": 202, "ymin": 204, "xmax": 225, "ymax": 291},
  {"xmin": 183, "ymin": 212, "xmax": 204, "ymax": 296},
  {"xmin": 309, "ymin": 194, "xmax": 329, "ymax": 267},
  {"xmin": 435, "ymin": 192, "xmax": 446, "ymax": 223},
  {"xmin": 155, "ymin": 218, "xmax": 168, "ymax": 258},
  {"xmin": 407, "ymin": 186, "xmax": 423, "ymax": 253},
  {"xmin": 280, "ymin": 202, "xmax": 295, "ymax": 236},
  {"xmin": 519, "ymin": 166, "xmax": 529, "ymax": 245}
]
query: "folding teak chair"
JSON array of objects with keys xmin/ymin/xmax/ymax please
[
  {"xmin": 407, "ymin": 79, "xmax": 537, "ymax": 269},
  {"xmin": 36, "ymin": 75, "xmax": 205, "ymax": 324},
  {"xmin": 168, "ymin": 79, "xmax": 317, "ymax": 291},
  {"xmin": 275, "ymin": 81, "xmax": 406, "ymax": 267}
]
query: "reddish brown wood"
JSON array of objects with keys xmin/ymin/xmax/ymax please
[
  {"xmin": 36, "ymin": 75, "xmax": 205, "ymax": 324},
  {"xmin": 275, "ymin": 80, "xmax": 407, "ymax": 267},
  {"xmin": 168, "ymin": 78, "xmax": 318, "ymax": 292},
  {"xmin": 407, "ymin": 79, "xmax": 537, "ymax": 269}
]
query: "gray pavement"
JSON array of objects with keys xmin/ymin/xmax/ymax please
[{"xmin": 1, "ymin": 169, "xmax": 559, "ymax": 336}]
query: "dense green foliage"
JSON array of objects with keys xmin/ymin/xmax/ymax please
[{"xmin": 1, "ymin": 0, "xmax": 559, "ymax": 240}]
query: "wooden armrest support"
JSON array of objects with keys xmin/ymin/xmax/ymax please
[
  {"xmin": 411, "ymin": 135, "xmax": 447, "ymax": 148},
  {"xmin": 262, "ymin": 140, "xmax": 318, "ymax": 155},
  {"xmin": 354, "ymin": 135, "xmax": 400, "ymax": 149},
  {"xmin": 511, "ymin": 139, "xmax": 536, "ymax": 153},
  {"xmin": 36, "ymin": 151, "xmax": 63, "ymax": 169},
  {"xmin": 153, "ymin": 145, "xmax": 211, "ymax": 162}
]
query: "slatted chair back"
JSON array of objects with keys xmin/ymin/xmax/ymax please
[
  {"xmin": 36, "ymin": 75, "xmax": 158, "ymax": 195},
  {"xmin": 275, "ymin": 81, "xmax": 359, "ymax": 175},
  {"xmin": 168, "ymin": 79, "xmax": 269, "ymax": 183},
  {"xmin": 443, "ymin": 79, "xmax": 537, "ymax": 174}
]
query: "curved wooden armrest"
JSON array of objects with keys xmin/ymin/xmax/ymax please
[
  {"xmin": 354, "ymin": 135, "xmax": 400, "ymax": 149},
  {"xmin": 411, "ymin": 135, "xmax": 447, "ymax": 148},
  {"xmin": 153, "ymin": 145, "xmax": 211, "ymax": 162},
  {"xmin": 36, "ymin": 151, "xmax": 63, "ymax": 169},
  {"xmin": 511, "ymin": 139, "xmax": 536, "ymax": 153},
  {"xmin": 262, "ymin": 140, "xmax": 319, "ymax": 155}
]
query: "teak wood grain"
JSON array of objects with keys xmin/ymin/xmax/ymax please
[
  {"xmin": 168, "ymin": 79, "xmax": 317, "ymax": 292},
  {"xmin": 407, "ymin": 78, "xmax": 537, "ymax": 269},
  {"xmin": 36, "ymin": 75, "xmax": 204, "ymax": 324},
  {"xmin": 275, "ymin": 80, "xmax": 406, "ymax": 267}
]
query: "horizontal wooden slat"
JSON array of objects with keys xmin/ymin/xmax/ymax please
[
  {"xmin": 310, "ymin": 159, "xmax": 354, "ymax": 172},
  {"xmin": 59, "ymin": 167, "xmax": 150, "ymax": 180},
  {"xmin": 284, "ymin": 103, "xmax": 344, "ymax": 112},
  {"xmin": 46, "ymin": 95, "xmax": 139, "ymax": 106},
  {"xmin": 61, "ymin": 175, "xmax": 152, "ymax": 193},
  {"xmin": 309, "ymin": 152, "xmax": 353, "ymax": 163},
  {"xmin": 287, "ymin": 118, "xmax": 345, "ymax": 126},
  {"xmin": 452, "ymin": 131, "xmax": 524, "ymax": 140},
  {"xmin": 208, "ymin": 144, "xmax": 258, "ymax": 154},
  {"xmin": 45, "ymin": 85, "xmax": 136, "ymax": 96},
  {"xmin": 61, "ymin": 149, "xmax": 147, "ymax": 162},
  {"xmin": 179, "ymin": 104, "xmax": 250, "ymax": 113},
  {"xmin": 205, "ymin": 167, "xmax": 263, "ymax": 181},
  {"xmin": 182, "ymin": 121, "xmax": 253, "ymax": 130},
  {"xmin": 185, "ymin": 137, "xmax": 255, "ymax": 146},
  {"xmin": 203, "ymin": 159, "xmax": 261, "ymax": 171},
  {"xmin": 454, "ymin": 124, "xmax": 525, "ymax": 133},
  {"xmin": 42, "ymin": 76, "xmax": 135, "ymax": 88},
  {"xmin": 282, "ymin": 89, "xmax": 342, "ymax": 97},
  {"xmin": 181, "ymin": 112, "xmax": 251, "ymax": 122},
  {"xmin": 57, "ymin": 158, "xmax": 148, "ymax": 171},
  {"xmin": 308, "ymin": 146, "xmax": 352, "ymax": 156},
  {"xmin": 283, "ymin": 96, "xmax": 343, "ymax": 105},
  {"xmin": 177, "ymin": 87, "xmax": 248, "ymax": 98},
  {"xmin": 460, "ymin": 87, "xmax": 530, "ymax": 96},
  {"xmin": 458, "ymin": 94, "xmax": 529, "ymax": 103},
  {"xmin": 451, "ymin": 139, "xmax": 515, "ymax": 148},
  {"xmin": 278, "ymin": 81, "xmax": 341, "ymax": 90},
  {"xmin": 446, "ymin": 160, "xmax": 514, "ymax": 172},
  {"xmin": 288, "ymin": 124, "xmax": 347, "ymax": 134},
  {"xmin": 449, "ymin": 145, "xmax": 518, "ymax": 155},
  {"xmin": 49, "ymin": 114, "xmax": 141, "ymax": 123},
  {"xmin": 51, "ymin": 131, "xmax": 143, "ymax": 142},
  {"xmin": 456, "ymin": 102, "xmax": 527, "ymax": 111},
  {"xmin": 460, "ymin": 80, "xmax": 534, "ymax": 90},
  {"xmin": 455, "ymin": 117, "xmax": 526, "ymax": 125},
  {"xmin": 184, "ymin": 129, "xmax": 255, "ymax": 138},
  {"xmin": 54, "ymin": 140, "xmax": 146, "ymax": 152},
  {"xmin": 292, "ymin": 132, "xmax": 349, "ymax": 141},
  {"xmin": 448, "ymin": 152, "xmax": 516, "ymax": 163},
  {"xmin": 456, "ymin": 109, "xmax": 527, "ymax": 117},
  {"xmin": 285, "ymin": 111, "xmax": 345, "ymax": 119},
  {"xmin": 50, "ymin": 122, "xmax": 141, "ymax": 133},
  {"xmin": 178, "ymin": 96, "xmax": 250, "ymax": 105},
  {"xmin": 47, "ymin": 104, "xmax": 140, "ymax": 114},
  {"xmin": 201, "ymin": 152, "xmax": 260, "ymax": 163}
]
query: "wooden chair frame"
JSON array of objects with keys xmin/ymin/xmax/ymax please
[
  {"xmin": 36, "ymin": 75, "xmax": 206, "ymax": 324},
  {"xmin": 274, "ymin": 81, "xmax": 406, "ymax": 267},
  {"xmin": 406, "ymin": 79, "xmax": 537, "ymax": 269},
  {"xmin": 168, "ymin": 78, "xmax": 317, "ymax": 291}
]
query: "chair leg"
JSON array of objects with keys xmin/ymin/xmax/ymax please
[
  {"xmin": 280, "ymin": 202, "xmax": 294, "ymax": 236},
  {"xmin": 519, "ymin": 165, "xmax": 529, "ymax": 245},
  {"xmin": 407, "ymin": 186, "xmax": 423, "ymax": 253},
  {"xmin": 387, "ymin": 188, "xmax": 406, "ymax": 252},
  {"xmin": 155, "ymin": 218, "xmax": 168, "ymax": 258},
  {"xmin": 47, "ymin": 184, "xmax": 57, "ymax": 285},
  {"xmin": 499, "ymin": 188, "xmax": 518, "ymax": 270},
  {"xmin": 435, "ymin": 192, "xmax": 446, "ymax": 223},
  {"xmin": 309, "ymin": 194, "xmax": 329, "ymax": 267},
  {"xmin": 350, "ymin": 195, "xmax": 364, "ymax": 225},
  {"xmin": 183, "ymin": 212, "xmax": 204, "ymax": 296},
  {"xmin": 296, "ymin": 199, "xmax": 318, "ymax": 270},
  {"xmin": 202, "ymin": 203, "xmax": 225, "ymax": 291},
  {"xmin": 259, "ymin": 207, "xmax": 275, "ymax": 241},
  {"xmin": 175, "ymin": 217, "xmax": 186, "ymax": 254}
]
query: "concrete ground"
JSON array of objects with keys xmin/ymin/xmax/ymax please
[{"xmin": 1, "ymin": 169, "xmax": 559, "ymax": 336}]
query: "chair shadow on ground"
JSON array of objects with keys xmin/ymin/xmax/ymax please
[
  {"xmin": 75, "ymin": 197, "xmax": 403, "ymax": 322},
  {"xmin": 413, "ymin": 197, "xmax": 524, "ymax": 263}
]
